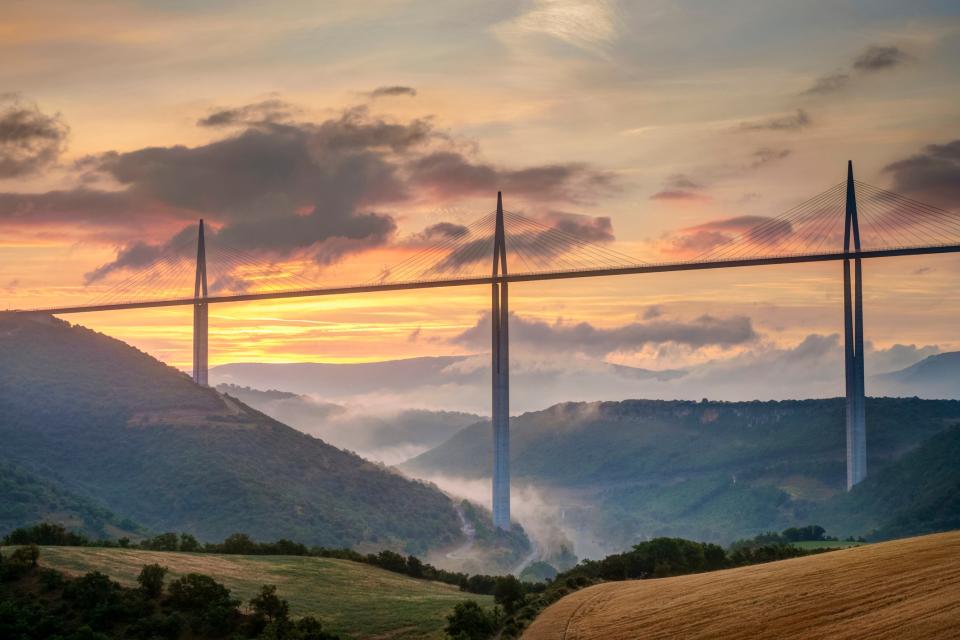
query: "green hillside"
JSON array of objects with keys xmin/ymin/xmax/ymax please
[
  {"xmin": 403, "ymin": 398, "xmax": 960, "ymax": 545},
  {"xmin": 0, "ymin": 313, "xmax": 463, "ymax": 552},
  {"xmin": 12, "ymin": 545, "xmax": 491, "ymax": 639},
  {"xmin": 816, "ymin": 424, "xmax": 960, "ymax": 539},
  {"xmin": 0, "ymin": 462, "xmax": 140, "ymax": 540}
]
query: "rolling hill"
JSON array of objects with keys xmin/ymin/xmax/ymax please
[
  {"xmin": 523, "ymin": 530, "xmax": 960, "ymax": 639},
  {"xmin": 402, "ymin": 398, "xmax": 960, "ymax": 546},
  {"xmin": 20, "ymin": 545, "xmax": 491, "ymax": 640},
  {"xmin": 871, "ymin": 351, "xmax": 960, "ymax": 399},
  {"xmin": 0, "ymin": 313, "xmax": 463, "ymax": 553}
]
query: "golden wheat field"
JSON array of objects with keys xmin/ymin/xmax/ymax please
[{"xmin": 524, "ymin": 530, "xmax": 960, "ymax": 640}]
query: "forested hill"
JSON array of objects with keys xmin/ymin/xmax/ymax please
[
  {"xmin": 0, "ymin": 462, "xmax": 139, "ymax": 540},
  {"xmin": 816, "ymin": 424, "xmax": 960, "ymax": 540},
  {"xmin": 0, "ymin": 313, "xmax": 463, "ymax": 553},
  {"xmin": 402, "ymin": 397, "xmax": 960, "ymax": 545},
  {"xmin": 404, "ymin": 398, "xmax": 960, "ymax": 485}
]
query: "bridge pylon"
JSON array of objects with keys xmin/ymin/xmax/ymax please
[
  {"xmin": 491, "ymin": 192, "xmax": 511, "ymax": 530},
  {"xmin": 193, "ymin": 219, "xmax": 209, "ymax": 386},
  {"xmin": 843, "ymin": 162, "xmax": 866, "ymax": 489}
]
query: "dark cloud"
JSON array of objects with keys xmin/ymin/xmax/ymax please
[
  {"xmin": 750, "ymin": 147, "xmax": 791, "ymax": 168},
  {"xmin": 803, "ymin": 45, "xmax": 907, "ymax": 97},
  {"xmin": 663, "ymin": 215, "xmax": 792, "ymax": 256},
  {"xmin": 83, "ymin": 224, "xmax": 196, "ymax": 284},
  {"xmin": 0, "ymin": 96, "xmax": 69, "ymax": 178},
  {"xmin": 643, "ymin": 305, "xmax": 663, "ymax": 319},
  {"xmin": 853, "ymin": 45, "xmax": 908, "ymax": 72},
  {"xmin": 542, "ymin": 211, "xmax": 614, "ymax": 242},
  {"xmin": 409, "ymin": 151, "xmax": 618, "ymax": 202},
  {"xmin": 0, "ymin": 188, "xmax": 191, "ymax": 230},
  {"xmin": 370, "ymin": 86, "xmax": 417, "ymax": 99},
  {"xmin": 427, "ymin": 211, "xmax": 616, "ymax": 273},
  {"xmin": 413, "ymin": 221, "xmax": 470, "ymax": 242},
  {"xmin": 197, "ymin": 99, "xmax": 298, "ymax": 127},
  {"xmin": 650, "ymin": 174, "xmax": 704, "ymax": 200},
  {"xmin": 2, "ymin": 100, "xmax": 618, "ymax": 285},
  {"xmin": 802, "ymin": 72, "xmax": 851, "ymax": 95},
  {"xmin": 883, "ymin": 139, "xmax": 960, "ymax": 208},
  {"xmin": 739, "ymin": 109, "xmax": 811, "ymax": 132},
  {"xmin": 82, "ymin": 108, "xmax": 430, "ymax": 280},
  {"xmin": 451, "ymin": 312, "xmax": 757, "ymax": 356}
]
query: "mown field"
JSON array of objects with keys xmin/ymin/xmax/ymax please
[
  {"xmin": 523, "ymin": 530, "xmax": 960, "ymax": 640},
  {"xmin": 14, "ymin": 546, "xmax": 491, "ymax": 640}
]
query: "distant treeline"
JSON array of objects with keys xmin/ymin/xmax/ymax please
[
  {"xmin": 0, "ymin": 544, "xmax": 338, "ymax": 639},
  {"xmin": 1, "ymin": 523, "xmax": 542, "ymax": 598}
]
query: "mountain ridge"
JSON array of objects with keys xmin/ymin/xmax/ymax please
[{"xmin": 0, "ymin": 313, "xmax": 465, "ymax": 553}]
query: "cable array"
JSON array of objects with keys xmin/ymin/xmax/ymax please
[
  {"xmin": 372, "ymin": 209, "xmax": 647, "ymax": 284},
  {"xmin": 692, "ymin": 183, "xmax": 847, "ymax": 262},
  {"xmin": 690, "ymin": 181, "xmax": 960, "ymax": 264},
  {"xmin": 855, "ymin": 181, "xmax": 960, "ymax": 251},
  {"xmin": 74, "ymin": 183, "xmax": 960, "ymax": 309}
]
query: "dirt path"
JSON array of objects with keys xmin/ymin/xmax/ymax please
[{"xmin": 524, "ymin": 530, "xmax": 960, "ymax": 640}]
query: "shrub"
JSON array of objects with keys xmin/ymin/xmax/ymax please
[
  {"xmin": 136, "ymin": 564, "xmax": 168, "ymax": 599},
  {"xmin": 445, "ymin": 600, "xmax": 499, "ymax": 640}
]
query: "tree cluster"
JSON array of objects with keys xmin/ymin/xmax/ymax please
[{"xmin": 0, "ymin": 546, "xmax": 338, "ymax": 640}]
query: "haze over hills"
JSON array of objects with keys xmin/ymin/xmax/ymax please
[
  {"xmin": 402, "ymin": 397, "xmax": 960, "ymax": 554},
  {"xmin": 216, "ymin": 383, "xmax": 482, "ymax": 465},
  {"xmin": 210, "ymin": 357, "xmax": 687, "ymax": 415},
  {"xmin": 210, "ymin": 345, "xmax": 957, "ymax": 419},
  {"xmin": 0, "ymin": 313, "xmax": 467, "ymax": 553}
]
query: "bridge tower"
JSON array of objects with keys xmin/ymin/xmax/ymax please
[
  {"xmin": 491, "ymin": 192, "xmax": 511, "ymax": 530},
  {"xmin": 843, "ymin": 162, "xmax": 866, "ymax": 489},
  {"xmin": 193, "ymin": 219, "xmax": 209, "ymax": 386}
]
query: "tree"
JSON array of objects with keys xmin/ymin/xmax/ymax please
[
  {"xmin": 143, "ymin": 532, "xmax": 179, "ymax": 552},
  {"xmin": 444, "ymin": 601, "xmax": 498, "ymax": 640},
  {"xmin": 493, "ymin": 575, "xmax": 524, "ymax": 615},
  {"xmin": 10, "ymin": 544, "xmax": 40, "ymax": 568},
  {"xmin": 781, "ymin": 525, "xmax": 827, "ymax": 542},
  {"xmin": 406, "ymin": 555, "xmax": 424, "ymax": 578},
  {"xmin": 292, "ymin": 616, "xmax": 339, "ymax": 640},
  {"xmin": 2, "ymin": 522, "xmax": 87, "ymax": 546},
  {"xmin": 179, "ymin": 533, "xmax": 200, "ymax": 552},
  {"xmin": 166, "ymin": 573, "xmax": 240, "ymax": 633},
  {"xmin": 250, "ymin": 584, "xmax": 290, "ymax": 624},
  {"xmin": 137, "ymin": 563, "xmax": 168, "ymax": 598},
  {"xmin": 376, "ymin": 550, "xmax": 407, "ymax": 573},
  {"xmin": 221, "ymin": 532, "xmax": 256, "ymax": 554}
]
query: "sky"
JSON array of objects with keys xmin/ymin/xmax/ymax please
[{"xmin": 1, "ymin": 0, "xmax": 959, "ymax": 397}]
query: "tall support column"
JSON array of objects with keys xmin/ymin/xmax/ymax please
[
  {"xmin": 491, "ymin": 192, "xmax": 511, "ymax": 530},
  {"xmin": 843, "ymin": 162, "xmax": 866, "ymax": 489},
  {"xmin": 192, "ymin": 219, "xmax": 209, "ymax": 386}
]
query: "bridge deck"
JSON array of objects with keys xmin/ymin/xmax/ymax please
[{"xmin": 14, "ymin": 243, "xmax": 960, "ymax": 315}]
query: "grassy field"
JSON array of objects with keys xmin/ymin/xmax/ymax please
[
  {"xmin": 791, "ymin": 539, "xmax": 863, "ymax": 550},
  {"xmin": 523, "ymin": 530, "xmax": 960, "ymax": 640},
  {"xmin": 11, "ymin": 546, "xmax": 491, "ymax": 640}
]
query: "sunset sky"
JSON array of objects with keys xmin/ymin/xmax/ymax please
[{"xmin": 2, "ymin": 0, "xmax": 959, "ymax": 385}]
